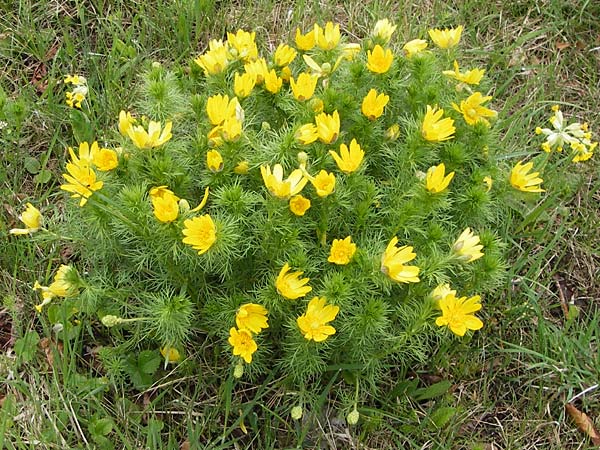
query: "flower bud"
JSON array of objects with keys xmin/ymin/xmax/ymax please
[
  {"xmin": 101, "ymin": 315, "xmax": 123, "ymax": 327},
  {"xmin": 297, "ymin": 152, "xmax": 309, "ymax": 165},
  {"xmin": 291, "ymin": 405, "xmax": 303, "ymax": 420},
  {"xmin": 261, "ymin": 121, "xmax": 271, "ymax": 131},
  {"xmin": 178, "ymin": 199, "xmax": 191, "ymax": 213},
  {"xmin": 347, "ymin": 408, "xmax": 360, "ymax": 425},
  {"xmin": 233, "ymin": 363, "xmax": 244, "ymax": 379}
]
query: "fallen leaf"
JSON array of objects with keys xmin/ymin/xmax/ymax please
[
  {"xmin": 565, "ymin": 403, "xmax": 600, "ymax": 445},
  {"xmin": 180, "ymin": 440, "xmax": 190, "ymax": 450},
  {"xmin": 31, "ymin": 62, "xmax": 48, "ymax": 95},
  {"xmin": 39, "ymin": 337, "xmax": 63, "ymax": 366},
  {"xmin": 556, "ymin": 41, "xmax": 571, "ymax": 50}
]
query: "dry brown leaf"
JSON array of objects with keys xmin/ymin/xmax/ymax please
[
  {"xmin": 556, "ymin": 41, "xmax": 571, "ymax": 50},
  {"xmin": 39, "ymin": 337, "xmax": 63, "ymax": 366},
  {"xmin": 565, "ymin": 403, "xmax": 600, "ymax": 445},
  {"xmin": 180, "ymin": 440, "xmax": 190, "ymax": 450}
]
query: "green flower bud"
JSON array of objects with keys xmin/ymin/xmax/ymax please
[
  {"xmin": 233, "ymin": 363, "xmax": 244, "ymax": 379},
  {"xmin": 101, "ymin": 315, "xmax": 123, "ymax": 327},
  {"xmin": 261, "ymin": 121, "xmax": 271, "ymax": 131},
  {"xmin": 347, "ymin": 408, "xmax": 359, "ymax": 425},
  {"xmin": 291, "ymin": 405, "xmax": 303, "ymax": 420}
]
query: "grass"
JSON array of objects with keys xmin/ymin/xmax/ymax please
[{"xmin": 1, "ymin": 0, "xmax": 599, "ymax": 448}]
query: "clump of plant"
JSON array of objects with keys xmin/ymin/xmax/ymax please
[{"xmin": 10, "ymin": 19, "xmax": 596, "ymax": 421}]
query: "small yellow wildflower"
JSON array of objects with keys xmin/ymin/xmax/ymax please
[
  {"xmin": 372, "ymin": 19, "xmax": 397, "ymax": 43},
  {"xmin": 9, "ymin": 203, "xmax": 42, "ymax": 235},
  {"xmin": 443, "ymin": 60, "xmax": 485, "ymax": 85},
  {"xmin": 289, "ymin": 195, "xmax": 311, "ymax": 216},
  {"xmin": 361, "ymin": 89, "xmax": 389, "ymax": 120},
  {"xmin": 380, "ymin": 237, "xmax": 420, "ymax": 283},
  {"xmin": 93, "ymin": 148, "xmax": 118, "ymax": 171},
  {"xmin": 452, "ymin": 92, "xmax": 497, "ymax": 126},
  {"xmin": 66, "ymin": 91, "xmax": 86, "ymax": 109},
  {"xmin": 118, "ymin": 111, "xmax": 137, "ymax": 136},
  {"xmin": 228, "ymin": 328, "xmax": 257, "ymax": 363},
  {"xmin": 315, "ymin": 110, "xmax": 340, "ymax": 144},
  {"xmin": 260, "ymin": 164, "xmax": 307, "ymax": 199},
  {"xmin": 385, "ymin": 124, "xmax": 400, "ymax": 140},
  {"xmin": 234, "ymin": 161, "xmax": 249, "ymax": 175},
  {"xmin": 295, "ymin": 124, "xmax": 319, "ymax": 145},
  {"xmin": 276, "ymin": 263, "xmax": 312, "ymax": 300},
  {"xmin": 403, "ymin": 39, "xmax": 428, "ymax": 57},
  {"xmin": 127, "ymin": 120, "xmax": 172, "ymax": 149},
  {"xmin": 310, "ymin": 170, "xmax": 336, "ymax": 197},
  {"xmin": 297, "ymin": 296, "xmax": 339, "ymax": 342},
  {"xmin": 160, "ymin": 347, "xmax": 182, "ymax": 363},
  {"xmin": 428, "ymin": 25, "xmax": 464, "ymax": 49},
  {"xmin": 234, "ymin": 72, "xmax": 256, "ymax": 98},
  {"xmin": 290, "ymin": 73, "xmax": 319, "ymax": 101},
  {"xmin": 61, "ymin": 154, "xmax": 103, "ymax": 206},
  {"xmin": 244, "ymin": 58, "xmax": 268, "ymax": 84},
  {"xmin": 366, "ymin": 45, "xmax": 393, "ymax": 74},
  {"xmin": 421, "ymin": 105, "xmax": 455, "ymax": 142},
  {"xmin": 274, "ymin": 43, "xmax": 297, "ymax": 66},
  {"xmin": 206, "ymin": 150, "xmax": 224, "ymax": 173},
  {"xmin": 315, "ymin": 22, "xmax": 341, "ymax": 50},
  {"xmin": 206, "ymin": 94, "xmax": 239, "ymax": 126},
  {"xmin": 194, "ymin": 40, "xmax": 230, "ymax": 75},
  {"xmin": 236, "ymin": 303, "xmax": 269, "ymax": 334},
  {"xmin": 329, "ymin": 139, "xmax": 364, "ymax": 174},
  {"xmin": 510, "ymin": 160, "xmax": 545, "ymax": 193},
  {"xmin": 182, "ymin": 214, "xmax": 217, "ymax": 255},
  {"xmin": 227, "ymin": 29, "xmax": 258, "ymax": 62},
  {"xmin": 152, "ymin": 190, "xmax": 179, "ymax": 223},
  {"xmin": 295, "ymin": 27, "xmax": 316, "ymax": 51},
  {"xmin": 436, "ymin": 293, "xmax": 483, "ymax": 336},
  {"xmin": 425, "ymin": 163, "xmax": 455, "ymax": 193},
  {"xmin": 33, "ymin": 265, "xmax": 78, "ymax": 312},
  {"xmin": 452, "ymin": 228, "xmax": 484, "ymax": 262},
  {"xmin": 264, "ymin": 69, "xmax": 283, "ymax": 94},
  {"xmin": 328, "ymin": 236, "xmax": 356, "ymax": 265}
]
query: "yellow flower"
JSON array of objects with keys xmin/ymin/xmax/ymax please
[
  {"xmin": 297, "ymin": 296, "xmax": 339, "ymax": 342},
  {"xmin": 228, "ymin": 327, "xmax": 257, "ymax": 363},
  {"xmin": 572, "ymin": 141, "xmax": 596, "ymax": 163},
  {"xmin": 483, "ymin": 176, "xmax": 493, "ymax": 192},
  {"xmin": 443, "ymin": 60, "xmax": 485, "ymax": 85},
  {"xmin": 425, "ymin": 163, "xmax": 455, "ymax": 193},
  {"xmin": 264, "ymin": 69, "xmax": 283, "ymax": 94},
  {"xmin": 315, "ymin": 110, "xmax": 340, "ymax": 144},
  {"xmin": 295, "ymin": 124, "xmax": 319, "ymax": 145},
  {"xmin": 244, "ymin": 58, "xmax": 268, "ymax": 84},
  {"xmin": 182, "ymin": 214, "xmax": 217, "ymax": 255},
  {"xmin": 227, "ymin": 29, "xmax": 258, "ymax": 62},
  {"xmin": 261, "ymin": 164, "xmax": 307, "ymax": 199},
  {"xmin": 207, "ymin": 150, "xmax": 224, "ymax": 172},
  {"xmin": 93, "ymin": 148, "xmax": 118, "ymax": 171},
  {"xmin": 290, "ymin": 73, "xmax": 319, "ymax": 101},
  {"xmin": 222, "ymin": 117, "xmax": 243, "ymax": 142},
  {"xmin": 160, "ymin": 346, "xmax": 182, "ymax": 363},
  {"xmin": 9, "ymin": 203, "xmax": 42, "ymax": 235},
  {"xmin": 194, "ymin": 40, "xmax": 230, "ymax": 75},
  {"xmin": 190, "ymin": 186, "xmax": 210, "ymax": 212},
  {"xmin": 236, "ymin": 303, "xmax": 269, "ymax": 334},
  {"xmin": 276, "ymin": 263, "xmax": 312, "ymax": 300},
  {"xmin": 328, "ymin": 236, "xmax": 356, "ymax": 265},
  {"xmin": 295, "ymin": 27, "xmax": 316, "ymax": 51},
  {"xmin": 403, "ymin": 39, "xmax": 428, "ymax": 57},
  {"xmin": 366, "ymin": 45, "xmax": 393, "ymax": 74},
  {"xmin": 386, "ymin": 124, "xmax": 401, "ymax": 140},
  {"xmin": 372, "ymin": 19, "xmax": 397, "ymax": 43},
  {"xmin": 329, "ymin": 139, "xmax": 364, "ymax": 174},
  {"xmin": 206, "ymin": 94, "xmax": 239, "ymax": 126},
  {"xmin": 64, "ymin": 74, "xmax": 86, "ymax": 85},
  {"xmin": 310, "ymin": 170, "xmax": 336, "ymax": 197},
  {"xmin": 361, "ymin": 89, "xmax": 389, "ymax": 120},
  {"xmin": 118, "ymin": 110, "xmax": 137, "ymax": 136},
  {"xmin": 421, "ymin": 105, "xmax": 455, "ymax": 142},
  {"xmin": 61, "ymin": 153, "xmax": 103, "ymax": 206},
  {"xmin": 452, "ymin": 228, "xmax": 484, "ymax": 262},
  {"xmin": 274, "ymin": 43, "xmax": 297, "ymax": 66},
  {"xmin": 452, "ymin": 92, "xmax": 497, "ymax": 126},
  {"xmin": 152, "ymin": 191, "xmax": 179, "ymax": 223},
  {"xmin": 234, "ymin": 160, "xmax": 249, "ymax": 174},
  {"xmin": 341, "ymin": 43, "xmax": 361, "ymax": 60},
  {"xmin": 234, "ymin": 72, "xmax": 256, "ymax": 98},
  {"xmin": 149, "ymin": 185, "xmax": 179, "ymax": 201},
  {"xmin": 66, "ymin": 91, "xmax": 85, "ymax": 108},
  {"xmin": 289, "ymin": 195, "xmax": 311, "ymax": 216},
  {"xmin": 315, "ymin": 22, "xmax": 341, "ymax": 50},
  {"xmin": 280, "ymin": 65, "xmax": 292, "ymax": 82},
  {"xmin": 33, "ymin": 265, "xmax": 78, "ymax": 312},
  {"xmin": 303, "ymin": 54, "xmax": 344, "ymax": 78},
  {"xmin": 428, "ymin": 25, "xmax": 464, "ymax": 49},
  {"xmin": 510, "ymin": 160, "xmax": 545, "ymax": 193},
  {"xmin": 127, "ymin": 120, "xmax": 172, "ymax": 149},
  {"xmin": 380, "ymin": 237, "xmax": 420, "ymax": 283},
  {"xmin": 435, "ymin": 293, "xmax": 483, "ymax": 336}
]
